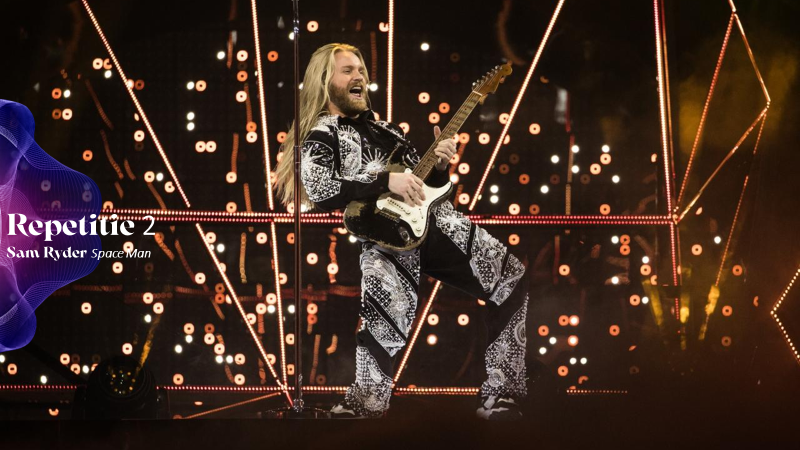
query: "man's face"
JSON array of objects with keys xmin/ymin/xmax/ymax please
[{"xmin": 328, "ymin": 51, "xmax": 368, "ymax": 117}]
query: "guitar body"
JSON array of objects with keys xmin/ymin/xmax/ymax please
[
  {"xmin": 342, "ymin": 62, "xmax": 511, "ymax": 252},
  {"xmin": 343, "ymin": 162, "xmax": 453, "ymax": 252}
]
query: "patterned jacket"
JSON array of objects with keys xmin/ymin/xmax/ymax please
[{"xmin": 300, "ymin": 110, "xmax": 449, "ymax": 212}]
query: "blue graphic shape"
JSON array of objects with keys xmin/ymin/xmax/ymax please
[{"xmin": 0, "ymin": 100, "xmax": 102, "ymax": 351}]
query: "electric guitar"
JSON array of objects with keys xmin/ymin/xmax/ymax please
[{"xmin": 343, "ymin": 63, "xmax": 512, "ymax": 251}]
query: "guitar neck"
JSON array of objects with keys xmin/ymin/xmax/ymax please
[{"xmin": 412, "ymin": 91, "xmax": 483, "ymax": 181}]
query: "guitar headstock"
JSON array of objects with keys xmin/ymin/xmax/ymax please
[{"xmin": 472, "ymin": 62, "xmax": 513, "ymax": 104}]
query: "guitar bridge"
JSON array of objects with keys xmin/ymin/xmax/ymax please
[{"xmin": 377, "ymin": 208, "xmax": 401, "ymax": 222}]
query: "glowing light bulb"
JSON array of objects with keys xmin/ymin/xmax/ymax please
[
  {"xmin": 714, "ymin": 236, "xmax": 722, "ymax": 244},
  {"xmin": 187, "ymin": 112, "xmax": 195, "ymax": 120},
  {"xmin": 186, "ymin": 81, "xmax": 195, "ymax": 90},
  {"xmin": 216, "ymin": 51, "xmax": 225, "ymax": 60},
  {"xmin": 40, "ymin": 375, "xmax": 48, "ymax": 384},
  {"xmin": 144, "ymin": 314, "xmax": 152, "ymax": 323},
  {"xmin": 267, "ymin": 305, "xmax": 276, "ymax": 314},
  {"xmin": 551, "ymin": 155, "xmax": 560, "ymax": 164},
  {"xmin": 216, "ymin": 243, "xmax": 225, "ymax": 253},
  {"xmin": 185, "ymin": 335, "xmax": 193, "ymax": 344},
  {"xmin": 288, "ymin": 304, "xmax": 296, "ymax": 314},
  {"xmin": 549, "ymin": 337, "xmax": 556, "ymax": 345},
  {"xmin": 369, "ymin": 82, "xmax": 378, "ymax": 92},
  {"xmin": 580, "ymin": 357, "xmax": 587, "ymax": 364},
  {"xmin": 539, "ymin": 347, "xmax": 547, "ymax": 355},
  {"xmin": 216, "ymin": 355, "xmax": 224, "ymax": 364},
  {"xmin": 63, "ymin": 89, "xmax": 71, "ymax": 98},
  {"xmin": 571, "ymin": 145, "xmax": 580, "ymax": 153},
  {"xmin": 611, "ymin": 276, "xmax": 620, "ymax": 285},
  {"xmin": 540, "ymin": 185, "xmax": 549, "ymax": 194},
  {"xmin": 104, "ymin": 70, "xmax": 112, "ymax": 79},
  {"xmin": 612, "ymin": 175, "xmax": 620, "ymax": 184},
  {"xmin": 490, "ymin": 195, "xmax": 499, "ymax": 204},
  {"xmin": 611, "ymin": 236, "xmax": 619, "ymax": 244},
  {"xmin": 490, "ymin": 185, "xmax": 499, "ymax": 194},
  {"xmin": 156, "ymin": 172, "xmax": 164, "ymax": 182},
  {"xmin": 420, "ymin": 42, "xmax": 430, "ymax": 51},
  {"xmin": 569, "ymin": 357, "xmax": 577, "ymax": 365},
  {"xmin": 642, "ymin": 256, "xmax": 650, "ymax": 264},
  {"xmin": 187, "ymin": 122, "xmax": 195, "ymax": 131},
  {"xmin": 602, "ymin": 145, "xmax": 610, "ymax": 153},
  {"xmin": 225, "ymin": 355, "xmax": 233, "ymax": 364},
  {"xmin": 175, "ymin": 345, "xmax": 183, "ymax": 354},
  {"xmin": 571, "ymin": 165, "xmax": 579, "ymax": 174},
  {"xmin": 642, "ymin": 296, "xmax": 650, "ymax": 304}
]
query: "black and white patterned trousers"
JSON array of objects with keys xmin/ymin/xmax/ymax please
[{"xmin": 344, "ymin": 202, "xmax": 529, "ymax": 417}]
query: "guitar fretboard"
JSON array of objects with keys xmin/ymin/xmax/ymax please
[{"xmin": 412, "ymin": 91, "xmax": 483, "ymax": 181}]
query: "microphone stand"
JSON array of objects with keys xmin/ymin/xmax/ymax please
[
  {"xmin": 290, "ymin": 0, "xmax": 304, "ymax": 413},
  {"xmin": 264, "ymin": 0, "xmax": 327, "ymax": 418}
]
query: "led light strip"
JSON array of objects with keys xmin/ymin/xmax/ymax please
[
  {"xmin": 270, "ymin": 222, "xmax": 289, "ymax": 386},
  {"xmin": 714, "ymin": 176, "xmax": 748, "ymax": 287},
  {"xmin": 469, "ymin": 0, "xmax": 566, "ymax": 211},
  {"xmin": 652, "ymin": 0, "xmax": 673, "ymax": 214},
  {"xmin": 97, "ymin": 210, "xmax": 673, "ymax": 226},
  {"xmin": 182, "ymin": 392, "xmax": 281, "ymax": 419},
  {"xmin": 566, "ymin": 389, "xmax": 628, "ymax": 395},
  {"xmin": 730, "ymin": 1, "xmax": 771, "ymax": 104},
  {"xmin": 250, "ymin": 0, "xmax": 288, "ymax": 393},
  {"xmin": 196, "ymin": 223, "xmax": 292, "ymax": 405},
  {"xmin": 676, "ymin": 14, "xmax": 735, "ymax": 208},
  {"xmin": 250, "ymin": 0, "xmax": 275, "ymax": 210},
  {"xmin": 81, "ymin": 0, "xmax": 190, "ymax": 207},
  {"xmin": 771, "ymin": 265, "xmax": 800, "ymax": 366},
  {"xmin": 393, "ymin": 281, "xmax": 441, "ymax": 385},
  {"xmin": 387, "ymin": 0, "xmax": 395, "ymax": 122},
  {"xmin": 0, "ymin": 384, "xmax": 628, "ymax": 397},
  {"xmin": 677, "ymin": 108, "xmax": 767, "ymax": 223}
]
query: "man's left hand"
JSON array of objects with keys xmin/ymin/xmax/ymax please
[{"xmin": 432, "ymin": 126, "xmax": 457, "ymax": 171}]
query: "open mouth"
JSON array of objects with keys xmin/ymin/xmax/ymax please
[{"xmin": 348, "ymin": 85, "xmax": 364, "ymax": 99}]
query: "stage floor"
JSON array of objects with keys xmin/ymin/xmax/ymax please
[{"xmin": 1, "ymin": 385, "xmax": 798, "ymax": 449}]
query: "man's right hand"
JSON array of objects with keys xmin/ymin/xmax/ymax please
[{"xmin": 388, "ymin": 172, "xmax": 426, "ymax": 206}]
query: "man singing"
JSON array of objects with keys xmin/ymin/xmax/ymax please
[{"xmin": 275, "ymin": 43, "xmax": 529, "ymax": 420}]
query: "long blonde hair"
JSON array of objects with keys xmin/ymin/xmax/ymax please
[{"xmin": 275, "ymin": 43, "xmax": 371, "ymax": 208}]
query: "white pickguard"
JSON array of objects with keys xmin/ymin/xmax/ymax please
[{"xmin": 376, "ymin": 178, "xmax": 453, "ymax": 238}]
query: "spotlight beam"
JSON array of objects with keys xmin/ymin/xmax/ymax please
[{"xmin": 468, "ymin": 0, "xmax": 566, "ymax": 211}]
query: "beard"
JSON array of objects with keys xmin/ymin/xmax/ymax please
[{"xmin": 329, "ymin": 82, "xmax": 368, "ymax": 117}]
